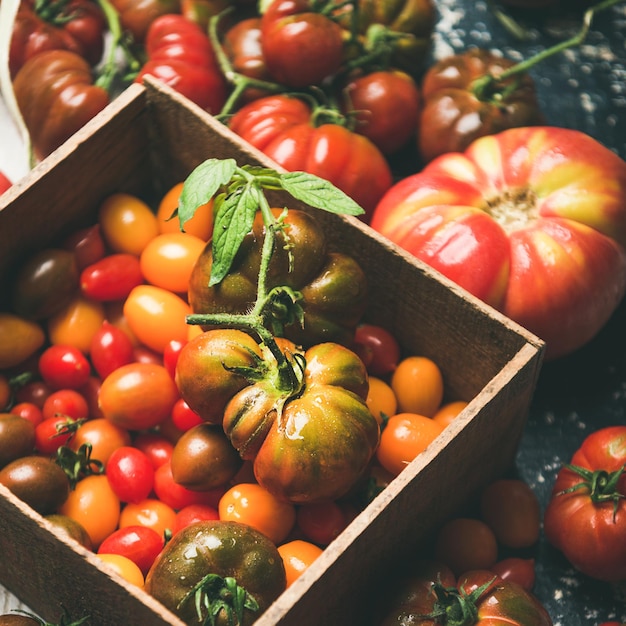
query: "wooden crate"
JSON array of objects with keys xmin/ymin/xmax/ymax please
[{"xmin": 0, "ymin": 80, "xmax": 545, "ymax": 626}]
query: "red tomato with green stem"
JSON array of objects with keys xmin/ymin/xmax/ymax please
[
  {"xmin": 42, "ymin": 389, "xmax": 89, "ymax": 421},
  {"xmin": 136, "ymin": 14, "xmax": 227, "ymax": 114},
  {"xmin": 228, "ymin": 94, "xmax": 393, "ymax": 219},
  {"xmin": 544, "ymin": 426, "xmax": 626, "ymax": 582},
  {"xmin": 260, "ymin": 0, "xmax": 344, "ymax": 88},
  {"xmin": 9, "ymin": 0, "xmax": 106, "ymax": 78},
  {"xmin": 371, "ymin": 126, "xmax": 626, "ymax": 360}
]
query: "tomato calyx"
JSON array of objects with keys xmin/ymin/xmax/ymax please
[
  {"xmin": 56, "ymin": 442, "xmax": 105, "ymax": 488},
  {"xmin": 484, "ymin": 186, "xmax": 538, "ymax": 233},
  {"xmin": 178, "ymin": 572, "xmax": 260, "ymax": 626},
  {"xmin": 419, "ymin": 576, "xmax": 497, "ymax": 625},
  {"xmin": 559, "ymin": 463, "xmax": 626, "ymax": 522}
]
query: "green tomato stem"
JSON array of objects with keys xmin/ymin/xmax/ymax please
[{"xmin": 472, "ymin": 0, "xmax": 624, "ymax": 101}]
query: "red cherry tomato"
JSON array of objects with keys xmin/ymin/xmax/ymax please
[
  {"xmin": 170, "ymin": 398, "xmax": 204, "ymax": 432},
  {"xmin": 35, "ymin": 414, "xmax": 79, "ymax": 455},
  {"xmin": 39, "ymin": 344, "xmax": 92, "ymax": 390},
  {"xmin": 106, "ymin": 445, "xmax": 155, "ymax": 503},
  {"xmin": 80, "ymin": 253, "xmax": 144, "ymax": 301},
  {"xmin": 63, "ymin": 224, "xmax": 107, "ymax": 270},
  {"xmin": 133, "ymin": 432, "xmax": 174, "ymax": 469},
  {"xmin": 296, "ymin": 500, "xmax": 349, "ymax": 547},
  {"xmin": 42, "ymin": 389, "xmax": 89, "ymax": 421},
  {"xmin": 163, "ymin": 339, "xmax": 187, "ymax": 379},
  {"xmin": 353, "ymin": 323, "xmax": 401, "ymax": 376},
  {"xmin": 10, "ymin": 401, "xmax": 44, "ymax": 427},
  {"xmin": 153, "ymin": 461, "xmax": 225, "ymax": 511},
  {"xmin": 90, "ymin": 320, "xmax": 135, "ymax": 379},
  {"xmin": 491, "ymin": 557, "xmax": 536, "ymax": 592},
  {"xmin": 172, "ymin": 503, "xmax": 220, "ymax": 535},
  {"xmin": 98, "ymin": 524, "xmax": 165, "ymax": 576}
]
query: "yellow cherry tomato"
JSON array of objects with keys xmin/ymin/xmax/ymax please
[
  {"xmin": 97, "ymin": 553, "xmax": 145, "ymax": 589},
  {"xmin": 123, "ymin": 285, "xmax": 191, "ymax": 353},
  {"xmin": 366, "ymin": 376, "xmax": 398, "ymax": 426},
  {"xmin": 278, "ymin": 540, "xmax": 323, "ymax": 587},
  {"xmin": 47, "ymin": 294, "xmax": 105, "ymax": 353},
  {"xmin": 0, "ymin": 313, "xmax": 45, "ymax": 369},
  {"xmin": 98, "ymin": 193, "xmax": 159, "ymax": 255},
  {"xmin": 391, "ymin": 356, "xmax": 444, "ymax": 417},
  {"xmin": 157, "ymin": 181, "xmax": 215, "ymax": 241}
]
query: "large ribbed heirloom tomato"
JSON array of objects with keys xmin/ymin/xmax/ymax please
[{"xmin": 370, "ymin": 126, "xmax": 626, "ymax": 360}]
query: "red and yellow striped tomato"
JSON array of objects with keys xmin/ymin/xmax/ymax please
[{"xmin": 371, "ymin": 126, "xmax": 626, "ymax": 360}]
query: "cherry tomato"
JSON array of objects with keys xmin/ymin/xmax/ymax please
[
  {"xmin": 376, "ymin": 412, "xmax": 444, "ymax": 476},
  {"xmin": 118, "ymin": 497, "xmax": 177, "ymax": 538},
  {"xmin": 278, "ymin": 539, "xmax": 323, "ymax": 587},
  {"xmin": 172, "ymin": 503, "xmax": 220, "ymax": 535},
  {"xmin": 140, "ymin": 232, "xmax": 205, "ymax": 294},
  {"xmin": 153, "ymin": 460, "xmax": 225, "ymax": 510},
  {"xmin": 434, "ymin": 517, "xmax": 498, "ymax": 576},
  {"xmin": 35, "ymin": 415, "xmax": 79, "ymax": 455},
  {"xmin": 47, "ymin": 294, "xmax": 106, "ymax": 353},
  {"xmin": 10, "ymin": 402, "xmax": 44, "ymax": 427},
  {"xmin": 163, "ymin": 339, "xmax": 187, "ymax": 380},
  {"xmin": 353, "ymin": 323, "xmax": 401, "ymax": 376},
  {"xmin": 59, "ymin": 473, "xmax": 121, "ymax": 548},
  {"xmin": 63, "ymin": 223, "xmax": 107, "ymax": 270},
  {"xmin": 156, "ymin": 181, "xmax": 214, "ymax": 241},
  {"xmin": 391, "ymin": 355, "xmax": 444, "ymax": 417},
  {"xmin": 123, "ymin": 284, "xmax": 192, "ymax": 353},
  {"xmin": 133, "ymin": 432, "xmax": 174, "ymax": 469},
  {"xmin": 432, "ymin": 400, "xmax": 468, "ymax": 428},
  {"xmin": 14, "ymin": 380, "xmax": 52, "ymax": 409},
  {"xmin": 480, "ymin": 478, "xmax": 541, "ymax": 549},
  {"xmin": 90, "ymin": 320, "xmax": 135, "ymax": 379},
  {"xmin": 38, "ymin": 345, "xmax": 91, "ymax": 390},
  {"xmin": 97, "ymin": 552, "xmax": 145, "ymax": 588},
  {"xmin": 366, "ymin": 376, "xmax": 398, "ymax": 425},
  {"xmin": 0, "ymin": 313, "xmax": 46, "ymax": 369},
  {"xmin": 78, "ymin": 376, "xmax": 106, "ymax": 421},
  {"xmin": 219, "ymin": 483, "xmax": 297, "ymax": 544},
  {"xmin": 98, "ymin": 362, "xmax": 179, "ymax": 431},
  {"xmin": 296, "ymin": 500, "xmax": 348, "ymax": 547},
  {"xmin": 98, "ymin": 193, "xmax": 159, "ymax": 255},
  {"xmin": 42, "ymin": 389, "xmax": 89, "ymax": 421},
  {"xmin": 106, "ymin": 446, "xmax": 155, "ymax": 503},
  {"xmin": 80, "ymin": 253, "xmax": 144, "ymax": 301},
  {"xmin": 68, "ymin": 418, "xmax": 132, "ymax": 465},
  {"xmin": 0, "ymin": 413, "xmax": 36, "ymax": 468},
  {"xmin": 98, "ymin": 525, "xmax": 165, "ymax": 575},
  {"xmin": 491, "ymin": 557, "xmax": 536, "ymax": 592}
]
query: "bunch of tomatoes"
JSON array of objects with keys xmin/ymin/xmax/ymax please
[{"xmin": 0, "ymin": 175, "xmax": 472, "ymax": 624}]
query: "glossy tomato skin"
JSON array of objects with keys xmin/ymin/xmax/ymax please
[
  {"xmin": 188, "ymin": 208, "xmax": 368, "ymax": 347},
  {"xmin": 109, "ymin": 0, "xmax": 182, "ymax": 43},
  {"xmin": 371, "ymin": 126, "xmax": 626, "ymax": 360},
  {"xmin": 80, "ymin": 253, "xmax": 144, "ymax": 301},
  {"xmin": 0, "ymin": 171, "xmax": 12, "ymax": 195},
  {"xmin": 145, "ymin": 520, "xmax": 286, "ymax": 626},
  {"xmin": 224, "ymin": 342, "xmax": 380, "ymax": 503},
  {"xmin": 261, "ymin": 0, "xmax": 344, "ymax": 87},
  {"xmin": 0, "ymin": 414, "xmax": 36, "ymax": 469},
  {"xmin": 9, "ymin": 0, "xmax": 106, "ymax": 78},
  {"xmin": 543, "ymin": 426, "xmax": 626, "ymax": 582},
  {"xmin": 228, "ymin": 95, "xmax": 393, "ymax": 219},
  {"xmin": 13, "ymin": 50, "xmax": 110, "ymax": 161},
  {"xmin": 342, "ymin": 69, "xmax": 421, "ymax": 155},
  {"xmin": 136, "ymin": 14, "xmax": 227, "ymax": 114},
  {"xmin": 98, "ymin": 525, "xmax": 165, "ymax": 575},
  {"xmin": 418, "ymin": 48, "xmax": 545, "ymax": 164},
  {"xmin": 0, "ymin": 314, "xmax": 46, "ymax": 370},
  {"xmin": 380, "ymin": 561, "xmax": 552, "ymax": 626}
]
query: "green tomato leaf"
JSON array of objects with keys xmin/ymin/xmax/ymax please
[
  {"xmin": 210, "ymin": 184, "xmax": 260, "ymax": 286},
  {"xmin": 178, "ymin": 158, "xmax": 237, "ymax": 231},
  {"xmin": 278, "ymin": 171, "xmax": 365, "ymax": 216}
]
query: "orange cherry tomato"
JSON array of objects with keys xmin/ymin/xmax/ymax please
[
  {"xmin": 140, "ymin": 232, "xmax": 206, "ymax": 294},
  {"xmin": 118, "ymin": 497, "xmax": 177, "ymax": 538},
  {"xmin": 278, "ymin": 539, "xmax": 323, "ymax": 587},
  {"xmin": 366, "ymin": 376, "xmax": 397, "ymax": 425},
  {"xmin": 59, "ymin": 474, "xmax": 121, "ymax": 549},
  {"xmin": 99, "ymin": 362, "xmax": 179, "ymax": 431},
  {"xmin": 391, "ymin": 355, "xmax": 444, "ymax": 417},
  {"xmin": 123, "ymin": 284, "xmax": 191, "ymax": 353},
  {"xmin": 97, "ymin": 553, "xmax": 145, "ymax": 588},
  {"xmin": 68, "ymin": 418, "xmax": 132, "ymax": 465},
  {"xmin": 432, "ymin": 400, "xmax": 469, "ymax": 428},
  {"xmin": 98, "ymin": 193, "xmax": 159, "ymax": 255},
  {"xmin": 157, "ymin": 181, "xmax": 214, "ymax": 241},
  {"xmin": 47, "ymin": 294, "xmax": 106, "ymax": 353},
  {"xmin": 376, "ymin": 412, "xmax": 444, "ymax": 476},
  {"xmin": 219, "ymin": 483, "xmax": 297, "ymax": 544}
]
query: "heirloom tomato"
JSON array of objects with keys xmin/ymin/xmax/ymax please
[
  {"xmin": 0, "ymin": 414, "xmax": 36, "ymax": 469},
  {"xmin": 418, "ymin": 48, "xmax": 544, "ymax": 164},
  {"xmin": 371, "ymin": 126, "xmax": 626, "ymax": 359},
  {"xmin": 543, "ymin": 426, "xmax": 626, "ymax": 582},
  {"xmin": 228, "ymin": 95, "xmax": 393, "ymax": 218},
  {"xmin": 380, "ymin": 561, "xmax": 552, "ymax": 625},
  {"xmin": 145, "ymin": 520, "xmax": 286, "ymax": 626},
  {"xmin": 260, "ymin": 0, "xmax": 344, "ymax": 87},
  {"xmin": 13, "ymin": 50, "xmax": 110, "ymax": 161},
  {"xmin": 109, "ymin": 0, "xmax": 181, "ymax": 43},
  {"xmin": 9, "ymin": 0, "xmax": 106, "ymax": 78},
  {"xmin": 136, "ymin": 14, "xmax": 227, "ymax": 114},
  {"xmin": 188, "ymin": 208, "xmax": 368, "ymax": 347}
]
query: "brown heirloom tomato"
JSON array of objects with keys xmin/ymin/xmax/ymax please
[
  {"xmin": 418, "ymin": 48, "xmax": 545, "ymax": 164},
  {"xmin": 380, "ymin": 560, "xmax": 552, "ymax": 625},
  {"xmin": 13, "ymin": 49, "xmax": 110, "ymax": 161},
  {"xmin": 109, "ymin": 0, "xmax": 182, "ymax": 43},
  {"xmin": 189, "ymin": 208, "xmax": 368, "ymax": 347},
  {"xmin": 9, "ymin": 0, "xmax": 106, "ymax": 78},
  {"xmin": 145, "ymin": 520, "xmax": 286, "ymax": 626}
]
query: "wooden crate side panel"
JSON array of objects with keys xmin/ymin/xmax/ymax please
[{"xmin": 258, "ymin": 343, "xmax": 542, "ymax": 626}]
